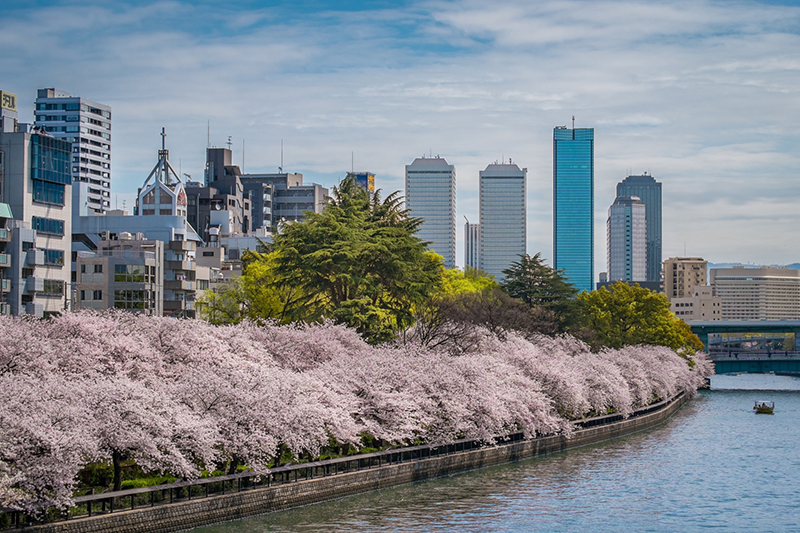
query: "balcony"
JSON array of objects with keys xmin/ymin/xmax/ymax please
[
  {"xmin": 1, "ymin": 278, "xmax": 9, "ymax": 293},
  {"xmin": 0, "ymin": 228, "xmax": 9, "ymax": 242},
  {"xmin": 0, "ymin": 253, "xmax": 8, "ymax": 266},
  {"xmin": 26, "ymin": 249, "xmax": 45, "ymax": 266},
  {"xmin": 24, "ymin": 277, "xmax": 44, "ymax": 294},
  {"xmin": 168, "ymin": 240, "xmax": 194, "ymax": 252},
  {"xmin": 164, "ymin": 280, "xmax": 194, "ymax": 291},
  {"xmin": 0, "ymin": 303, "xmax": 9, "ymax": 315},
  {"xmin": 165, "ymin": 260, "xmax": 194, "ymax": 271}
]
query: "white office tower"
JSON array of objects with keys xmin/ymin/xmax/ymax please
[
  {"xmin": 405, "ymin": 156, "xmax": 456, "ymax": 268},
  {"xmin": 479, "ymin": 162, "xmax": 526, "ymax": 281},
  {"xmin": 34, "ymin": 88, "xmax": 111, "ymax": 213},
  {"xmin": 464, "ymin": 219, "xmax": 479, "ymax": 270},
  {"xmin": 607, "ymin": 195, "xmax": 646, "ymax": 282}
]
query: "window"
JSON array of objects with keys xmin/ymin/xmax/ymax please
[
  {"xmin": 42, "ymin": 279, "xmax": 64, "ymax": 297},
  {"xmin": 22, "ymin": 242, "xmax": 33, "ymax": 251},
  {"xmin": 114, "ymin": 264, "xmax": 145, "ymax": 282},
  {"xmin": 114, "ymin": 290, "xmax": 150, "ymax": 310},
  {"xmin": 81, "ymin": 264, "xmax": 86, "ymax": 273},
  {"xmin": 93, "ymin": 290, "xmax": 102, "ymax": 300},
  {"xmin": 80, "ymin": 290, "xmax": 86, "ymax": 301},
  {"xmin": 32, "ymin": 216, "xmax": 65, "ymax": 236},
  {"xmin": 94, "ymin": 264, "xmax": 103, "ymax": 273},
  {"xmin": 43, "ymin": 249, "xmax": 65, "ymax": 266}
]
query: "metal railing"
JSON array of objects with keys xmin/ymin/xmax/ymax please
[{"xmin": 0, "ymin": 391, "xmax": 684, "ymax": 529}]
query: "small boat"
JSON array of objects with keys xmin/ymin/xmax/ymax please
[{"xmin": 754, "ymin": 401, "xmax": 774, "ymax": 414}]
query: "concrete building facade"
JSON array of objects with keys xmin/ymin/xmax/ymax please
[
  {"xmin": 663, "ymin": 257, "xmax": 708, "ymax": 300},
  {"xmin": 607, "ymin": 195, "xmax": 646, "ymax": 282},
  {"xmin": 1, "ymin": 123, "xmax": 73, "ymax": 317},
  {"xmin": 710, "ymin": 266, "xmax": 800, "ymax": 320},
  {"xmin": 34, "ymin": 88, "xmax": 111, "ymax": 213},
  {"xmin": 464, "ymin": 219, "xmax": 479, "ymax": 270},
  {"xmin": 670, "ymin": 285, "xmax": 722, "ymax": 322},
  {"xmin": 479, "ymin": 162, "xmax": 526, "ymax": 281},
  {"xmin": 405, "ymin": 156, "xmax": 456, "ymax": 268},
  {"xmin": 616, "ymin": 174, "xmax": 662, "ymax": 282},
  {"xmin": 185, "ymin": 148, "xmax": 252, "ymax": 242},
  {"xmin": 240, "ymin": 172, "xmax": 326, "ymax": 228},
  {"xmin": 75, "ymin": 235, "xmax": 164, "ymax": 316}
]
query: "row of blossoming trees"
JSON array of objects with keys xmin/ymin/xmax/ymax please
[{"xmin": 0, "ymin": 311, "xmax": 713, "ymax": 514}]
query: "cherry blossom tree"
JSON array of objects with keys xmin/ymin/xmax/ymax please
[{"xmin": 0, "ymin": 311, "xmax": 712, "ymax": 514}]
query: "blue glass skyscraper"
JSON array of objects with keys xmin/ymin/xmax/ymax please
[{"xmin": 553, "ymin": 126, "xmax": 594, "ymax": 292}]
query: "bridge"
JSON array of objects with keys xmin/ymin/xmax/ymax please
[{"xmin": 689, "ymin": 320, "xmax": 800, "ymax": 375}]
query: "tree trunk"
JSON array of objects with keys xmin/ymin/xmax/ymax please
[
  {"xmin": 227, "ymin": 456, "xmax": 241, "ymax": 475},
  {"xmin": 112, "ymin": 450, "xmax": 122, "ymax": 492}
]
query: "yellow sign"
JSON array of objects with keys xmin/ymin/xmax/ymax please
[{"xmin": 0, "ymin": 91, "xmax": 17, "ymax": 112}]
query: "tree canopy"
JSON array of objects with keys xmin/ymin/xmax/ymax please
[
  {"xmin": 578, "ymin": 281, "xmax": 704, "ymax": 356},
  {"xmin": 271, "ymin": 177, "xmax": 442, "ymax": 343},
  {"xmin": 500, "ymin": 253, "xmax": 581, "ymax": 333}
]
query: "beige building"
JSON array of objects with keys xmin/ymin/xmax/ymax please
[
  {"xmin": 670, "ymin": 285, "xmax": 722, "ymax": 322},
  {"xmin": 663, "ymin": 257, "xmax": 708, "ymax": 299},
  {"xmin": 76, "ymin": 235, "xmax": 163, "ymax": 315},
  {"xmin": 710, "ymin": 266, "xmax": 800, "ymax": 320}
]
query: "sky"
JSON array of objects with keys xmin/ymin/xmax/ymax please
[{"xmin": 2, "ymin": 0, "xmax": 799, "ymax": 272}]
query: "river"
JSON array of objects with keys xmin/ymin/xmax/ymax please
[{"xmin": 195, "ymin": 374, "xmax": 800, "ymax": 532}]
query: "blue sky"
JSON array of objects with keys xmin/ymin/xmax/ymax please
[{"xmin": 2, "ymin": 0, "xmax": 800, "ymax": 271}]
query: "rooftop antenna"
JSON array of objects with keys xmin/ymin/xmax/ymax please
[
  {"xmin": 572, "ymin": 116, "xmax": 575, "ymax": 129},
  {"xmin": 207, "ymin": 121, "xmax": 210, "ymax": 149},
  {"xmin": 226, "ymin": 136, "xmax": 232, "ymax": 150},
  {"xmin": 161, "ymin": 127, "xmax": 166, "ymax": 151}
]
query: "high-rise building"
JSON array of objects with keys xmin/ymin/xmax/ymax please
[
  {"xmin": 1, "ymin": 124, "xmax": 73, "ymax": 317},
  {"xmin": 34, "ymin": 88, "xmax": 111, "ymax": 214},
  {"xmin": 616, "ymin": 174, "xmax": 662, "ymax": 282},
  {"xmin": 479, "ymin": 162, "xmax": 526, "ymax": 281},
  {"xmin": 553, "ymin": 126, "xmax": 594, "ymax": 292},
  {"xmin": 710, "ymin": 266, "xmax": 800, "ymax": 320},
  {"xmin": 607, "ymin": 195, "xmax": 646, "ymax": 282},
  {"xmin": 663, "ymin": 257, "xmax": 708, "ymax": 299},
  {"xmin": 405, "ymin": 156, "xmax": 456, "ymax": 268},
  {"xmin": 464, "ymin": 219, "xmax": 479, "ymax": 270},
  {"xmin": 185, "ymin": 147, "xmax": 251, "ymax": 241}
]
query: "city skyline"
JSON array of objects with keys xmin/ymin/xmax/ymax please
[{"xmin": 2, "ymin": 0, "xmax": 799, "ymax": 273}]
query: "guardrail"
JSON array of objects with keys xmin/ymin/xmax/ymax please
[
  {"xmin": 709, "ymin": 351, "xmax": 800, "ymax": 360},
  {"xmin": 0, "ymin": 391, "xmax": 684, "ymax": 530}
]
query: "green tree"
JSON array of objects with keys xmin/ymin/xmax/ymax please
[
  {"xmin": 500, "ymin": 253, "xmax": 580, "ymax": 332},
  {"xmin": 272, "ymin": 176, "xmax": 442, "ymax": 343},
  {"xmin": 198, "ymin": 250, "xmax": 305, "ymax": 325},
  {"xmin": 578, "ymin": 281, "xmax": 704, "ymax": 356}
]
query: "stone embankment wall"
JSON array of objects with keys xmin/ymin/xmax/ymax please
[{"xmin": 21, "ymin": 394, "xmax": 689, "ymax": 533}]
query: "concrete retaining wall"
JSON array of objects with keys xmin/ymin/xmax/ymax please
[{"xmin": 20, "ymin": 393, "xmax": 689, "ymax": 533}]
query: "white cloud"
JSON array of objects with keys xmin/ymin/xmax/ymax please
[{"xmin": 1, "ymin": 0, "xmax": 799, "ymax": 269}]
